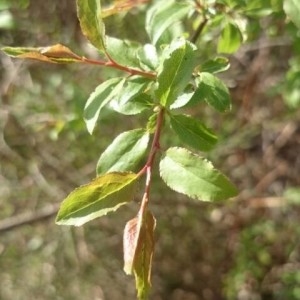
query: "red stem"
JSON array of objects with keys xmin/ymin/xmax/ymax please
[
  {"xmin": 81, "ymin": 57, "xmax": 156, "ymax": 79},
  {"xmin": 139, "ymin": 107, "xmax": 165, "ymax": 212},
  {"xmin": 146, "ymin": 107, "xmax": 164, "ymax": 168}
]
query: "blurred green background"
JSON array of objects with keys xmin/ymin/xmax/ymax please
[{"xmin": 1, "ymin": 0, "xmax": 300, "ymax": 299}]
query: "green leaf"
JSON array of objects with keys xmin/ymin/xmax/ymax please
[
  {"xmin": 146, "ymin": 112, "xmax": 158, "ymax": 134},
  {"xmin": 284, "ymin": 0, "xmax": 300, "ymax": 28},
  {"xmin": 0, "ymin": 10, "xmax": 14, "ymax": 29},
  {"xmin": 123, "ymin": 208, "xmax": 156, "ymax": 300},
  {"xmin": 170, "ymin": 114, "xmax": 218, "ymax": 152},
  {"xmin": 283, "ymin": 67, "xmax": 300, "ymax": 109},
  {"xmin": 169, "ymin": 92, "xmax": 195, "ymax": 109},
  {"xmin": 137, "ymin": 44, "xmax": 159, "ymax": 71},
  {"xmin": 76, "ymin": 0, "xmax": 106, "ymax": 51},
  {"xmin": 84, "ymin": 78, "xmax": 125, "ymax": 134},
  {"xmin": 243, "ymin": 0, "xmax": 274, "ymax": 17},
  {"xmin": 156, "ymin": 39, "xmax": 196, "ymax": 107},
  {"xmin": 1, "ymin": 44, "xmax": 82, "ymax": 63},
  {"xmin": 284, "ymin": 187, "xmax": 300, "ymax": 205},
  {"xmin": 201, "ymin": 57, "xmax": 230, "ymax": 74},
  {"xmin": 106, "ymin": 36, "xmax": 142, "ymax": 69},
  {"xmin": 217, "ymin": 21, "xmax": 242, "ymax": 54},
  {"xmin": 109, "ymin": 76, "xmax": 153, "ymax": 115},
  {"xmin": 97, "ymin": 129, "xmax": 150, "ymax": 175},
  {"xmin": 56, "ymin": 172, "xmax": 139, "ymax": 226},
  {"xmin": 146, "ymin": 0, "xmax": 191, "ymax": 45},
  {"xmin": 111, "ymin": 93, "xmax": 153, "ymax": 115},
  {"xmin": 195, "ymin": 72, "xmax": 232, "ymax": 112},
  {"xmin": 159, "ymin": 147, "xmax": 238, "ymax": 201}
]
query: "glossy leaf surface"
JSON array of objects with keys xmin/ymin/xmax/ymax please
[
  {"xmin": 106, "ymin": 36, "xmax": 143, "ymax": 69},
  {"xmin": 201, "ymin": 57, "xmax": 230, "ymax": 74},
  {"xmin": 170, "ymin": 114, "xmax": 218, "ymax": 152},
  {"xmin": 217, "ymin": 21, "xmax": 242, "ymax": 54},
  {"xmin": 97, "ymin": 129, "xmax": 150, "ymax": 175},
  {"xmin": 111, "ymin": 93, "xmax": 153, "ymax": 115},
  {"xmin": 284, "ymin": 0, "xmax": 300, "ymax": 28},
  {"xmin": 169, "ymin": 92, "xmax": 194, "ymax": 110},
  {"xmin": 84, "ymin": 78, "xmax": 125, "ymax": 134},
  {"xmin": 56, "ymin": 172, "xmax": 139, "ymax": 226},
  {"xmin": 109, "ymin": 76, "xmax": 153, "ymax": 115},
  {"xmin": 160, "ymin": 147, "xmax": 238, "ymax": 201},
  {"xmin": 137, "ymin": 44, "xmax": 159, "ymax": 71},
  {"xmin": 156, "ymin": 39, "xmax": 196, "ymax": 107},
  {"xmin": 195, "ymin": 72, "xmax": 231, "ymax": 112},
  {"xmin": 146, "ymin": 0, "xmax": 191, "ymax": 45}
]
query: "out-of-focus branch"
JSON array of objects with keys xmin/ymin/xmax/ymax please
[
  {"xmin": 190, "ymin": 17, "xmax": 208, "ymax": 44},
  {"xmin": 0, "ymin": 203, "xmax": 60, "ymax": 233}
]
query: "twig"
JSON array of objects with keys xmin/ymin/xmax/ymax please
[
  {"xmin": 0, "ymin": 203, "xmax": 60, "ymax": 233},
  {"xmin": 138, "ymin": 106, "xmax": 165, "ymax": 213},
  {"xmin": 190, "ymin": 17, "xmax": 208, "ymax": 44},
  {"xmin": 82, "ymin": 57, "xmax": 156, "ymax": 79}
]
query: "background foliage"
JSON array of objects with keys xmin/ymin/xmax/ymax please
[{"xmin": 1, "ymin": 0, "xmax": 300, "ymax": 299}]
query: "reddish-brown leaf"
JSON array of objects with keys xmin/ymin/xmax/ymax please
[
  {"xmin": 2, "ymin": 44, "xmax": 82, "ymax": 64},
  {"xmin": 123, "ymin": 207, "xmax": 156, "ymax": 299},
  {"xmin": 102, "ymin": 0, "xmax": 149, "ymax": 18}
]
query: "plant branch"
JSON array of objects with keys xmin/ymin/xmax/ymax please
[
  {"xmin": 0, "ymin": 204, "xmax": 60, "ymax": 233},
  {"xmin": 140, "ymin": 166, "xmax": 152, "ymax": 214},
  {"xmin": 81, "ymin": 57, "xmax": 156, "ymax": 79},
  {"xmin": 190, "ymin": 16, "xmax": 208, "ymax": 44},
  {"xmin": 146, "ymin": 107, "xmax": 165, "ymax": 168},
  {"xmin": 139, "ymin": 107, "xmax": 165, "ymax": 212}
]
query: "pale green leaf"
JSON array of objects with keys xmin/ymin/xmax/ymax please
[
  {"xmin": 169, "ymin": 92, "xmax": 194, "ymax": 109},
  {"xmin": 110, "ymin": 93, "xmax": 153, "ymax": 115},
  {"xmin": 137, "ymin": 44, "xmax": 159, "ymax": 71},
  {"xmin": 76, "ymin": 0, "xmax": 106, "ymax": 51},
  {"xmin": 84, "ymin": 78, "xmax": 125, "ymax": 134},
  {"xmin": 217, "ymin": 21, "xmax": 242, "ymax": 54},
  {"xmin": 56, "ymin": 172, "xmax": 139, "ymax": 226},
  {"xmin": 109, "ymin": 76, "xmax": 153, "ymax": 115},
  {"xmin": 106, "ymin": 36, "xmax": 142, "ymax": 68},
  {"xmin": 160, "ymin": 147, "xmax": 238, "ymax": 201},
  {"xmin": 146, "ymin": 113, "xmax": 158, "ymax": 134},
  {"xmin": 241, "ymin": 0, "xmax": 282, "ymax": 17},
  {"xmin": 195, "ymin": 72, "xmax": 232, "ymax": 112},
  {"xmin": 0, "ymin": 10, "xmax": 14, "ymax": 29},
  {"xmin": 284, "ymin": 187, "xmax": 300, "ymax": 205},
  {"xmin": 155, "ymin": 39, "xmax": 196, "ymax": 107},
  {"xmin": 146, "ymin": 0, "xmax": 191, "ymax": 45},
  {"xmin": 170, "ymin": 114, "xmax": 218, "ymax": 152},
  {"xmin": 201, "ymin": 57, "xmax": 230, "ymax": 74},
  {"xmin": 97, "ymin": 129, "xmax": 150, "ymax": 175},
  {"xmin": 284, "ymin": 0, "xmax": 300, "ymax": 28}
]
